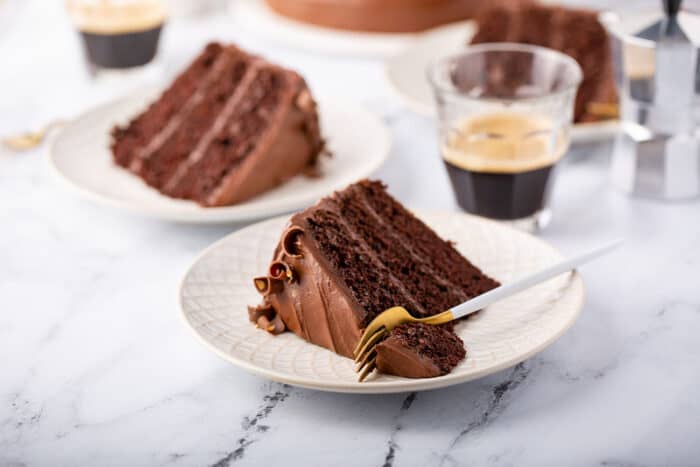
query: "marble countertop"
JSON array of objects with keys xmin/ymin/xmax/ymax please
[{"xmin": 1, "ymin": 1, "xmax": 698, "ymax": 466}]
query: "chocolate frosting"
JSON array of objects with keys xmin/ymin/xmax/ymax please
[
  {"xmin": 252, "ymin": 217, "xmax": 364, "ymax": 358},
  {"xmin": 207, "ymin": 74, "xmax": 325, "ymax": 206}
]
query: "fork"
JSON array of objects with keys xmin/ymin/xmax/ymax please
[
  {"xmin": 353, "ymin": 239, "xmax": 623, "ymax": 382},
  {"xmin": 1, "ymin": 119, "xmax": 67, "ymax": 152}
]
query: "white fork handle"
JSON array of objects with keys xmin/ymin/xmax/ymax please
[{"xmin": 451, "ymin": 239, "xmax": 623, "ymax": 320}]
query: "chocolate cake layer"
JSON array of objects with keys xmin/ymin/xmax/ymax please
[
  {"xmin": 137, "ymin": 50, "xmax": 250, "ymax": 188},
  {"xmin": 376, "ymin": 322, "xmax": 466, "ymax": 378},
  {"xmin": 206, "ymin": 86, "xmax": 321, "ymax": 206},
  {"xmin": 251, "ymin": 180, "xmax": 499, "ymax": 377},
  {"xmin": 163, "ymin": 66, "xmax": 308, "ymax": 206},
  {"xmin": 111, "ymin": 43, "xmax": 224, "ymax": 168},
  {"xmin": 470, "ymin": 3, "xmax": 617, "ymax": 122},
  {"xmin": 354, "ymin": 180, "xmax": 500, "ymax": 297},
  {"xmin": 110, "ymin": 42, "xmax": 324, "ymax": 206},
  {"xmin": 328, "ymin": 183, "xmax": 491, "ymax": 319},
  {"xmin": 303, "ymin": 207, "xmax": 421, "ymax": 329}
]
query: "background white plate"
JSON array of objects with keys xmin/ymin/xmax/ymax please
[
  {"xmin": 228, "ymin": 0, "xmax": 418, "ymax": 57},
  {"xmin": 50, "ymin": 89, "xmax": 390, "ymax": 223},
  {"xmin": 180, "ymin": 210, "xmax": 584, "ymax": 394},
  {"xmin": 385, "ymin": 21, "xmax": 620, "ymax": 143}
]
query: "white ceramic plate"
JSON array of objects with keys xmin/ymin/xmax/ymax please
[
  {"xmin": 385, "ymin": 21, "xmax": 620, "ymax": 143},
  {"xmin": 179, "ymin": 210, "xmax": 584, "ymax": 394},
  {"xmin": 49, "ymin": 89, "xmax": 390, "ymax": 223},
  {"xmin": 228, "ymin": 0, "xmax": 418, "ymax": 57}
]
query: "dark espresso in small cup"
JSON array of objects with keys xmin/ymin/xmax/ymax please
[
  {"xmin": 429, "ymin": 44, "xmax": 581, "ymax": 231},
  {"xmin": 442, "ymin": 112, "xmax": 566, "ymax": 221},
  {"xmin": 67, "ymin": 0, "xmax": 165, "ymax": 70}
]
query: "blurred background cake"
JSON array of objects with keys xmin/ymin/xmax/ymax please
[
  {"xmin": 470, "ymin": 2, "xmax": 618, "ymax": 122},
  {"xmin": 264, "ymin": 0, "xmax": 504, "ymax": 33}
]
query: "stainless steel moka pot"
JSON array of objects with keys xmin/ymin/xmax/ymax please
[{"xmin": 604, "ymin": 0, "xmax": 700, "ymax": 200}]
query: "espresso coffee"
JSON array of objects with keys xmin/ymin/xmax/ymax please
[
  {"xmin": 66, "ymin": 0, "xmax": 165, "ymax": 69},
  {"xmin": 79, "ymin": 26, "xmax": 162, "ymax": 69},
  {"xmin": 442, "ymin": 112, "xmax": 567, "ymax": 220}
]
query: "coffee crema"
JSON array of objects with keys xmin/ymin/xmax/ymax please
[
  {"xmin": 442, "ymin": 112, "xmax": 566, "ymax": 172},
  {"xmin": 442, "ymin": 112, "xmax": 567, "ymax": 220},
  {"xmin": 66, "ymin": 0, "xmax": 166, "ymax": 34}
]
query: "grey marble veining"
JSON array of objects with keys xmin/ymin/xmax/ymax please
[{"xmin": 1, "ymin": 1, "xmax": 698, "ymax": 466}]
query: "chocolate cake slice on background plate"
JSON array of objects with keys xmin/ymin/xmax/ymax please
[
  {"xmin": 249, "ymin": 180, "xmax": 499, "ymax": 379},
  {"xmin": 111, "ymin": 42, "xmax": 324, "ymax": 207},
  {"xmin": 470, "ymin": 2, "xmax": 618, "ymax": 123}
]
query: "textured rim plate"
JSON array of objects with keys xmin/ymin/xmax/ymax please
[
  {"xmin": 49, "ymin": 88, "xmax": 390, "ymax": 223},
  {"xmin": 385, "ymin": 21, "xmax": 620, "ymax": 143},
  {"xmin": 228, "ymin": 0, "xmax": 418, "ymax": 58},
  {"xmin": 179, "ymin": 210, "xmax": 585, "ymax": 394}
]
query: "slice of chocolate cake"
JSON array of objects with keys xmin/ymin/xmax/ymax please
[
  {"xmin": 470, "ymin": 3, "xmax": 618, "ymax": 123},
  {"xmin": 251, "ymin": 180, "xmax": 499, "ymax": 379},
  {"xmin": 111, "ymin": 42, "xmax": 323, "ymax": 206},
  {"xmin": 375, "ymin": 323, "xmax": 466, "ymax": 378}
]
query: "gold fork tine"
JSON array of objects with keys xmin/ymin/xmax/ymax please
[
  {"xmin": 358, "ymin": 355, "xmax": 378, "ymax": 382},
  {"xmin": 353, "ymin": 312, "xmax": 390, "ymax": 356},
  {"xmin": 353, "ymin": 327, "xmax": 387, "ymax": 364},
  {"xmin": 355, "ymin": 349, "xmax": 376, "ymax": 373},
  {"xmin": 355, "ymin": 338, "xmax": 380, "ymax": 370}
]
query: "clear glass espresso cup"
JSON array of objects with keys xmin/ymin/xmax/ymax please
[{"xmin": 428, "ymin": 43, "xmax": 582, "ymax": 232}]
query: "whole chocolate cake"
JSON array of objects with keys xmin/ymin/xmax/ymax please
[
  {"xmin": 265, "ymin": 0, "xmax": 492, "ymax": 33},
  {"xmin": 250, "ymin": 180, "xmax": 499, "ymax": 379},
  {"xmin": 111, "ymin": 42, "xmax": 323, "ymax": 206},
  {"xmin": 470, "ymin": 3, "xmax": 618, "ymax": 123}
]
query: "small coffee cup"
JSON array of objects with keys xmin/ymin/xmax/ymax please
[
  {"xmin": 66, "ymin": 0, "xmax": 166, "ymax": 73},
  {"xmin": 428, "ymin": 43, "xmax": 582, "ymax": 232}
]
